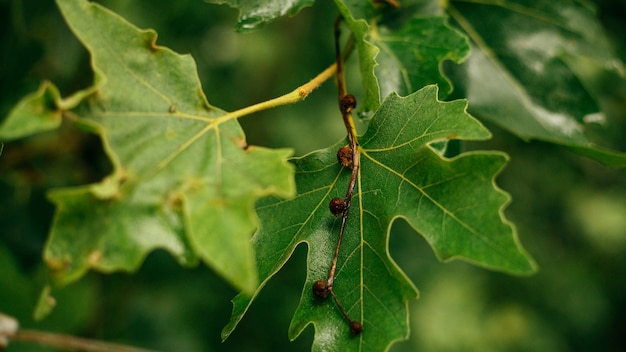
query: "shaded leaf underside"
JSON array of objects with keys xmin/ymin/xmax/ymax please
[{"xmin": 1, "ymin": 0, "xmax": 296, "ymax": 294}]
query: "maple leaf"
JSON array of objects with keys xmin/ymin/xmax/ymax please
[
  {"xmin": 223, "ymin": 86, "xmax": 536, "ymax": 350},
  {"xmin": 0, "ymin": 0, "xmax": 295, "ymax": 294}
]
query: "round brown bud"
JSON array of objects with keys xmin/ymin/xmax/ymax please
[
  {"xmin": 337, "ymin": 146, "xmax": 353, "ymax": 168},
  {"xmin": 350, "ymin": 321, "xmax": 363, "ymax": 335},
  {"xmin": 340, "ymin": 94, "xmax": 357, "ymax": 114},
  {"xmin": 329, "ymin": 197, "xmax": 346, "ymax": 217},
  {"xmin": 312, "ymin": 280, "xmax": 329, "ymax": 300}
]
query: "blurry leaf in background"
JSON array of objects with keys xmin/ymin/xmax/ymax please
[
  {"xmin": 445, "ymin": 0, "xmax": 626, "ymax": 166},
  {"xmin": 0, "ymin": 245, "xmax": 98, "ymax": 352},
  {"xmin": 206, "ymin": 0, "xmax": 315, "ymax": 32},
  {"xmin": 371, "ymin": 16, "xmax": 470, "ymax": 101},
  {"xmin": 568, "ymin": 189, "xmax": 626, "ymax": 254}
]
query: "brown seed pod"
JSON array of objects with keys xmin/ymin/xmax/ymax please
[
  {"xmin": 337, "ymin": 146, "xmax": 353, "ymax": 168},
  {"xmin": 350, "ymin": 321, "xmax": 363, "ymax": 335},
  {"xmin": 329, "ymin": 197, "xmax": 346, "ymax": 217},
  {"xmin": 312, "ymin": 280, "xmax": 329, "ymax": 300},
  {"xmin": 340, "ymin": 94, "xmax": 357, "ymax": 114}
]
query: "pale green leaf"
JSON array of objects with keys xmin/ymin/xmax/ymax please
[
  {"xmin": 0, "ymin": 82, "xmax": 63, "ymax": 140},
  {"xmin": 6, "ymin": 0, "xmax": 298, "ymax": 297}
]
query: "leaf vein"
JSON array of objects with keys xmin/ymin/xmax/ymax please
[{"xmin": 363, "ymin": 150, "xmax": 508, "ymax": 257}]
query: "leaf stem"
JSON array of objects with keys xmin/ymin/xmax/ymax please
[
  {"xmin": 214, "ymin": 21, "xmax": 355, "ymax": 126},
  {"xmin": 215, "ymin": 63, "xmax": 338, "ymax": 124}
]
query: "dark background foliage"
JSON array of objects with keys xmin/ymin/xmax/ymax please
[{"xmin": 1, "ymin": 0, "xmax": 625, "ymax": 350}]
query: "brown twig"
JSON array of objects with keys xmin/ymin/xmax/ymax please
[
  {"xmin": 314, "ymin": 15, "xmax": 363, "ymax": 336},
  {"xmin": 11, "ymin": 330, "xmax": 159, "ymax": 352}
]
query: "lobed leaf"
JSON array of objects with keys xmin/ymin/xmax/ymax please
[
  {"xmin": 445, "ymin": 0, "xmax": 626, "ymax": 166},
  {"xmin": 224, "ymin": 86, "xmax": 536, "ymax": 350},
  {"xmin": 335, "ymin": 0, "xmax": 470, "ymax": 113},
  {"xmin": 1, "ymin": 0, "xmax": 296, "ymax": 295}
]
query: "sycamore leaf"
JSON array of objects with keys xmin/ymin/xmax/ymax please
[
  {"xmin": 223, "ymin": 86, "xmax": 536, "ymax": 350},
  {"xmin": 206, "ymin": 0, "xmax": 315, "ymax": 32},
  {"xmin": 0, "ymin": 0, "xmax": 295, "ymax": 295},
  {"xmin": 334, "ymin": 0, "xmax": 470, "ymax": 113},
  {"xmin": 445, "ymin": 0, "xmax": 626, "ymax": 166}
]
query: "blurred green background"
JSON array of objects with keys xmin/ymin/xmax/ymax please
[{"xmin": 1, "ymin": 0, "xmax": 625, "ymax": 351}]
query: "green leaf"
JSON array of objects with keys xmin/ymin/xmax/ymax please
[
  {"xmin": 334, "ymin": 0, "xmax": 382, "ymax": 112},
  {"xmin": 371, "ymin": 17, "xmax": 470, "ymax": 100},
  {"xmin": 0, "ymin": 82, "xmax": 63, "ymax": 140},
  {"xmin": 223, "ymin": 86, "xmax": 536, "ymax": 350},
  {"xmin": 334, "ymin": 1, "xmax": 470, "ymax": 113},
  {"xmin": 445, "ymin": 0, "xmax": 626, "ymax": 166},
  {"xmin": 206, "ymin": 0, "xmax": 315, "ymax": 32},
  {"xmin": 10, "ymin": 0, "xmax": 297, "ymax": 295}
]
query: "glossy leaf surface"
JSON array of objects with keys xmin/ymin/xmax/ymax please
[
  {"xmin": 223, "ymin": 86, "xmax": 536, "ymax": 351},
  {"xmin": 206, "ymin": 0, "xmax": 315, "ymax": 31},
  {"xmin": 445, "ymin": 0, "xmax": 626, "ymax": 166}
]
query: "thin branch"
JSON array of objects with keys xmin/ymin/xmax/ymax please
[
  {"xmin": 215, "ymin": 62, "xmax": 338, "ymax": 124},
  {"xmin": 215, "ymin": 17, "xmax": 359, "ymax": 125},
  {"xmin": 10, "ymin": 329, "xmax": 160, "ymax": 352},
  {"xmin": 334, "ymin": 16, "xmax": 347, "ymax": 99},
  {"xmin": 322, "ymin": 15, "xmax": 363, "ymax": 336}
]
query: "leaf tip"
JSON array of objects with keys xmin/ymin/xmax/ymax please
[
  {"xmin": 0, "ymin": 81, "xmax": 62, "ymax": 141},
  {"xmin": 33, "ymin": 286, "xmax": 57, "ymax": 321}
]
